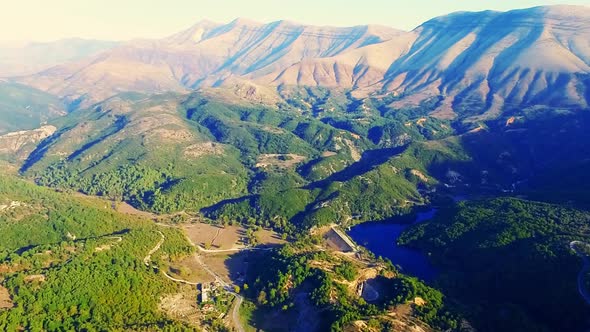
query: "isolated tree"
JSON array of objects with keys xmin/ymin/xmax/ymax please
[{"xmin": 257, "ymin": 290, "xmax": 267, "ymax": 305}]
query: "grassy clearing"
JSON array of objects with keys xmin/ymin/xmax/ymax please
[
  {"xmin": 184, "ymin": 224, "xmax": 245, "ymax": 250},
  {"xmin": 0, "ymin": 285, "xmax": 12, "ymax": 309}
]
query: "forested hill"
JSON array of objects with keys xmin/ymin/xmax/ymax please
[
  {"xmin": 0, "ymin": 172, "xmax": 194, "ymax": 330},
  {"xmin": 399, "ymin": 198, "xmax": 590, "ymax": 332}
]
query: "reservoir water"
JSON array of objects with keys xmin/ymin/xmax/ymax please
[{"xmin": 348, "ymin": 209, "xmax": 438, "ymax": 281}]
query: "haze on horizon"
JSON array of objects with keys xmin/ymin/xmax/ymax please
[{"xmin": 2, "ymin": 0, "xmax": 589, "ymax": 43}]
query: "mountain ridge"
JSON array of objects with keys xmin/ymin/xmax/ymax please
[{"xmin": 14, "ymin": 5, "xmax": 590, "ymax": 119}]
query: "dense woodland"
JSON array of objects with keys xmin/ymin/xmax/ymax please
[
  {"xmin": 0, "ymin": 175, "xmax": 195, "ymax": 331},
  {"xmin": 21, "ymin": 89, "xmax": 457, "ymax": 223},
  {"xmin": 2, "ymin": 86, "xmax": 590, "ymax": 332},
  {"xmin": 399, "ymin": 198, "xmax": 590, "ymax": 332}
]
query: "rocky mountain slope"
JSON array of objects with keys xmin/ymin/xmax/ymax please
[
  {"xmin": 16, "ymin": 6, "xmax": 590, "ymax": 119},
  {"xmin": 0, "ymin": 125, "xmax": 56, "ymax": 159},
  {"xmin": 382, "ymin": 5, "xmax": 590, "ymax": 119},
  {"xmin": 21, "ymin": 19, "xmax": 403, "ymax": 106}
]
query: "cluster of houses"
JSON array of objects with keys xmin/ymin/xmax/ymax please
[{"xmin": 198, "ymin": 281, "xmax": 222, "ymax": 303}]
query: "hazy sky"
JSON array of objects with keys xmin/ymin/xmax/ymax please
[{"xmin": 2, "ymin": 0, "xmax": 589, "ymax": 42}]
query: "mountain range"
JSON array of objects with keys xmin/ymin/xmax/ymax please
[
  {"xmin": 1, "ymin": 5, "xmax": 590, "ymax": 332},
  {"xmin": 1, "ymin": 5, "xmax": 588, "ymax": 218},
  {"xmin": 11, "ymin": 5, "xmax": 590, "ymax": 120}
]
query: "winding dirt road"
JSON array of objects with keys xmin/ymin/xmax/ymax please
[
  {"xmin": 162, "ymin": 272, "xmax": 199, "ymax": 285},
  {"xmin": 185, "ymin": 231, "xmax": 246, "ymax": 332},
  {"xmin": 231, "ymin": 293, "xmax": 245, "ymax": 332},
  {"xmin": 143, "ymin": 231, "xmax": 164, "ymax": 266},
  {"xmin": 146, "ymin": 228, "xmax": 246, "ymax": 332}
]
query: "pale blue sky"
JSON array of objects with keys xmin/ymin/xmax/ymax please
[{"xmin": 2, "ymin": 0, "xmax": 589, "ymax": 42}]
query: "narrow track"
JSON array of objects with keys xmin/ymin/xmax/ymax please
[
  {"xmin": 147, "ymin": 227, "xmax": 247, "ymax": 332},
  {"xmin": 143, "ymin": 231, "xmax": 165, "ymax": 266}
]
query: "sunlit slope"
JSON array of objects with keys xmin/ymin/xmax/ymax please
[{"xmin": 18, "ymin": 6, "xmax": 590, "ymax": 118}]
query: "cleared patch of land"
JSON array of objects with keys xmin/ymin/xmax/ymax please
[
  {"xmin": 159, "ymin": 285, "xmax": 203, "ymax": 328},
  {"xmin": 200, "ymin": 251, "xmax": 262, "ymax": 285},
  {"xmin": 201, "ymin": 253, "xmax": 234, "ymax": 284},
  {"xmin": 255, "ymin": 154, "xmax": 306, "ymax": 169},
  {"xmin": 183, "ymin": 142, "xmax": 224, "ymax": 159},
  {"xmin": 255, "ymin": 229, "xmax": 286, "ymax": 247},
  {"xmin": 24, "ymin": 274, "xmax": 46, "ymax": 283},
  {"xmin": 160, "ymin": 287, "xmax": 198, "ymax": 317},
  {"xmin": 321, "ymin": 151, "xmax": 337, "ymax": 157},
  {"xmin": 167, "ymin": 255, "xmax": 215, "ymax": 284},
  {"xmin": 168, "ymin": 223, "xmax": 285, "ymax": 285},
  {"xmin": 184, "ymin": 223, "xmax": 285, "ymax": 250},
  {"xmin": 184, "ymin": 224, "xmax": 245, "ymax": 250},
  {"xmin": 116, "ymin": 201, "xmax": 157, "ymax": 219},
  {"xmin": 0, "ymin": 285, "xmax": 13, "ymax": 309}
]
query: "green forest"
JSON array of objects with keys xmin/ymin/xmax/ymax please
[
  {"xmin": 399, "ymin": 198, "xmax": 590, "ymax": 332},
  {"xmin": 0, "ymin": 175, "xmax": 195, "ymax": 331},
  {"xmin": 2, "ymin": 83, "xmax": 590, "ymax": 332}
]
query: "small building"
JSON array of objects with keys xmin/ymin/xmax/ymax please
[{"xmin": 198, "ymin": 283, "xmax": 210, "ymax": 303}]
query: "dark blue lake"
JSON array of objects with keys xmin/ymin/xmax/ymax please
[{"xmin": 348, "ymin": 209, "xmax": 438, "ymax": 281}]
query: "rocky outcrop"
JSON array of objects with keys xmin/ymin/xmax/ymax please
[{"xmin": 0, "ymin": 125, "xmax": 56, "ymax": 157}]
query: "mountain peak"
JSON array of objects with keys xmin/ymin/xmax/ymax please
[
  {"xmin": 532, "ymin": 4, "xmax": 590, "ymax": 12},
  {"xmin": 190, "ymin": 19, "xmax": 220, "ymax": 28},
  {"xmin": 229, "ymin": 17, "xmax": 263, "ymax": 27},
  {"xmin": 165, "ymin": 19, "xmax": 222, "ymax": 44},
  {"xmin": 414, "ymin": 4, "xmax": 590, "ymax": 36},
  {"xmin": 530, "ymin": 4, "xmax": 590, "ymax": 21}
]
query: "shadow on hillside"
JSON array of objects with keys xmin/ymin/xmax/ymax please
[
  {"xmin": 305, "ymin": 146, "xmax": 406, "ymax": 190},
  {"xmin": 421, "ymin": 110, "xmax": 590, "ymax": 210},
  {"xmin": 199, "ymin": 195, "xmax": 253, "ymax": 216},
  {"xmin": 223, "ymin": 249, "xmax": 325, "ymax": 332},
  {"xmin": 223, "ymin": 246, "xmax": 282, "ymax": 286},
  {"xmin": 67, "ymin": 115, "xmax": 128, "ymax": 162},
  {"xmin": 20, "ymin": 125, "xmax": 75, "ymax": 173},
  {"xmin": 15, "ymin": 229, "xmax": 130, "ymax": 255}
]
